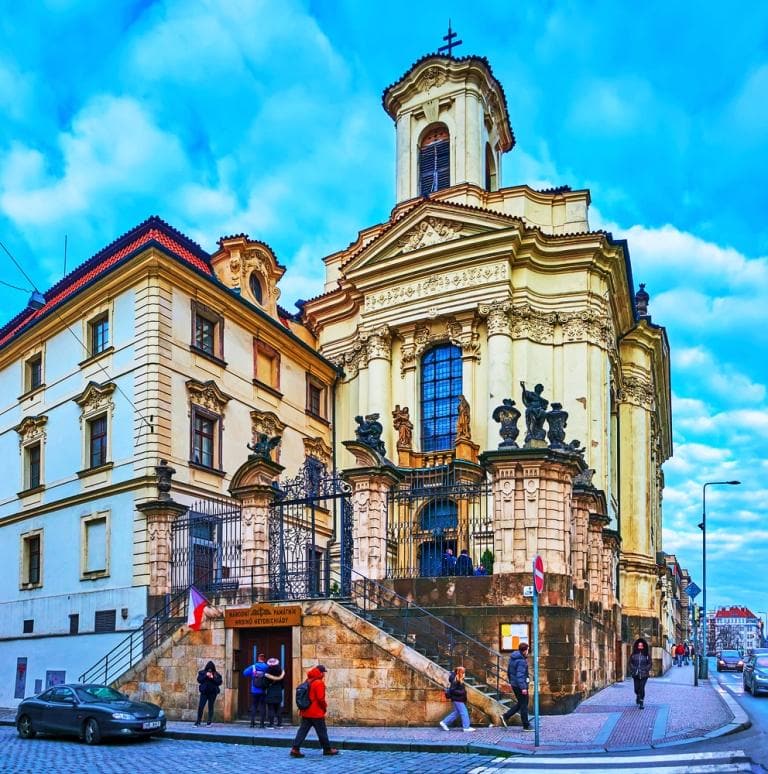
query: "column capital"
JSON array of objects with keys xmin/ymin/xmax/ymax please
[{"xmin": 478, "ymin": 300, "xmax": 512, "ymax": 336}]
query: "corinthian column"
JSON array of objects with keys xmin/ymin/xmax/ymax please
[
  {"xmin": 479, "ymin": 301, "xmax": 512, "ymax": 445},
  {"xmin": 363, "ymin": 326, "xmax": 392, "ymax": 454}
]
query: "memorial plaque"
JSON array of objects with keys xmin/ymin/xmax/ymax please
[{"xmin": 224, "ymin": 603, "xmax": 302, "ymax": 629}]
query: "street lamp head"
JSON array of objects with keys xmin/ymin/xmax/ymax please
[{"xmin": 727, "ymin": 481, "xmax": 741, "ymax": 485}]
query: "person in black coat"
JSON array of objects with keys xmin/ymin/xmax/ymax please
[
  {"xmin": 501, "ymin": 642, "xmax": 531, "ymax": 730},
  {"xmin": 264, "ymin": 657, "xmax": 285, "ymax": 728},
  {"xmin": 629, "ymin": 637, "xmax": 652, "ymax": 708},
  {"xmin": 455, "ymin": 549, "xmax": 474, "ymax": 576},
  {"xmin": 195, "ymin": 660, "xmax": 223, "ymax": 726}
]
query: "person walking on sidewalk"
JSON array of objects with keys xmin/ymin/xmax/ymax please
[
  {"xmin": 290, "ymin": 665, "xmax": 339, "ymax": 758},
  {"xmin": 195, "ymin": 660, "xmax": 222, "ymax": 726},
  {"xmin": 630, "ymin": 637, "xmax": 652, "ymax": 709},
  {"xmin": 439, "ymin": 666, "xmax": 476, "ymax": 732},
  {"xmin": 243, "ymin": 653, "xmax": 269, "ymax": 728},
  {"xmin": 500, "ymin": 642, "xmax": 532, "ymax": 730},
  {"xmin": 675, "ymin": 642, "xmax": 685, "ymax": 667}
]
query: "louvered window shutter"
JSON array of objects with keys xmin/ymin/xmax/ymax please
[{"xmin": 419, "ymin": 139, "xmax": 450, "ymax": 195}]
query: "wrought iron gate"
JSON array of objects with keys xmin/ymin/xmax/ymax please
[
  {"xmin": 386, "ymin": 465, "xmax": 493, "ymax": 579},
  {"xmin": 268, "ymin": 458, "xmax": 353, "ymax": 599}
]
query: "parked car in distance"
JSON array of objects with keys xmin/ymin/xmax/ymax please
[
  {"xmin": 743, "ymin": 655, "xmax": 768, "ymax": 695},
  {"xmin": 716, "ymin": 649, "xmax": 744, "ymax": 672},
  {"xmin": 16, "ymin": 684, "xmax": 165, "ymax": 744}
]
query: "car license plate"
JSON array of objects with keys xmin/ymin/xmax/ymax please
[{"xmin": 142, "ymin": 720, "xmax": 161, "ymax": 730}]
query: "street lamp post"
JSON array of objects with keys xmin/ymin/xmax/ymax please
[{"xmin": 699, "ymin": 480, "xmax": 740, "ymax": 679}]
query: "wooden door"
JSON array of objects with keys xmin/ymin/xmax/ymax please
[{"xmin": 236, "ymin": 627, "xmax": 293, "ymax": 719}]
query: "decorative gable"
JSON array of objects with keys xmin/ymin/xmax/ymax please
[
  {"xmin": 186, "ymin": 378, "xmax": 232, "ymax": 414},
  {"xmin": 74, "ymin": 381, "xmax": 117, "ymax": 418},
  {"xmin": 14, "ymin": 414, "xmax": 48, "ymax": 447}
]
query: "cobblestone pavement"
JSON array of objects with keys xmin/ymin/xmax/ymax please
[{"xmin": 0, "ymin": 726, "xmax": 495, "ymax": 774}]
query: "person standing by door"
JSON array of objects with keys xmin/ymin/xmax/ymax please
[
  {"xmin": 630, "ymin": 637, "xmax": 652, "ymax": 709},
  {"xmin": 290, "ymin": 665, "xmax": 339, "ymax": 758},
  {"xmin": 264, "ymin": 657, "xmax": 285, "ymax": 728},
  {"xmin": 194, "ymin": 660, "xmax": 222, "ymax": 726},
  {"xmin": 243, "ymin": 653, "xmax": 269, "ymax": 728},
  {"xmin": 500, "ymin": 642, "xmax": 532, "ymax": 730}
]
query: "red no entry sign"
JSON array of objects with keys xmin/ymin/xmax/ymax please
[{"xmin": 533, "ymin": 555, "xmax": 545, "ymax": 593}]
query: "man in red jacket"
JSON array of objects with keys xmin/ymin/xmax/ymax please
[{"xmin": 290, "ymin": 665, "xmax": 339, "ymax": 758}]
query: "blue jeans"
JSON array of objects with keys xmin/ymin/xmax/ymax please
[{"xmin": 442, "ymin": 701, "xmax": 470, "ymax": 729}]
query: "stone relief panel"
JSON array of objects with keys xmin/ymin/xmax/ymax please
[
  {"xmin": 250, "ymin": 410, "xmax": 286, "ymax": 441},
  {"xmin": 619, "ymin": 375, "xmax": 655, "ymax": 411},
  {"xmin": 303, "ymin": 436, "xmax": 332, "ymax": 468},
  {"xmin": 14, "ymin": 414, "xmax": 48, "ymax": 448},
  {"xmin": 74, "ymin": 381, "xmax": 117, "ymax": 423},
  {"xmin": 417, "ymin": 66, "xmax": 447, "ymax": 91},
  {"xmin": 394, "ymin": 217, "xmax": 464, "ymax": 254},
  {"xmin": 185, "ymin": 378, "xmax": 232, "ymax": 414},
  {"xmin": 398, "ymin": 316, "xmax": 481, "ymax": 376}
]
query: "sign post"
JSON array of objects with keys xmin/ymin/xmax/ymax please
[{"xmin": 532, "ymin": 555, "xmax": 544, "ymax": 747}]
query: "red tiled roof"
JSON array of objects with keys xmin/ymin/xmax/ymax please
[
  {"xmin": 0, "ymin": 217, "xmax": 212, "ymax": 350},
  {"xmin": 715, "ymin": 606, "xmax": 757, "ymax": 619}
]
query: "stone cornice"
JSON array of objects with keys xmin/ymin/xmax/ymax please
[
  {"xmin": 14, "ymin": 414, "xmax": 49, "ymax": 447},
  {"xmin": 186, "ymin": 378, "xmax": 232, "ymax": 414}
]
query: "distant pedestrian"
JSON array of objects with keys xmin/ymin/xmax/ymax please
[
  {"xmin": 455, "ymin": 549, "xmax": 474, "ymax": 576},
  {"xmin": 474, "ymin": 564, "xmax": 487, "ymax": 576},
  {"xmin": 195, "ymin": 660, "xmax": 222, "ymax": 726},
  {"xmin": 441, "ymin": 548, "xmax": 457, "ymax": 576},
  {"xmin": 243, "ymin": 653, "xmax": 269, "ymax": 728},
  {"xmin": 500, "ymin": 642, "xmax": 532, "ymax": 730},
  {"xmin": 439, "ymin": 665, "xmax": 476, "ymax": 732},
  {"xmin": 290, "ymin": 665, "xmax": 339, "ymax": 758},
  {"xmin": 683, "ymin": 643, "xmax": 690, "ymax": 665},
  {"xmin": 675, "ymin": 642, "xmax": 685, "ymax": 667},
  {"xmin": 630, "ymin": 637, "xmax": 652, "ymax": 709},
  {"xmin": 264, "ymin": 657, "xmax": 285, "ymax": 728}
]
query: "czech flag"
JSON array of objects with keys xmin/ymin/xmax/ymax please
[{"xmin": 187, "ymin": 586, "xmax": 208, "ymax": 631}]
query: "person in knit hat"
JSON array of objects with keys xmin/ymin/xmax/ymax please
[
  {"xmin": 264, "ymin": 657, "xmax": 285, "ymax": 728},
  {"xmin": 290, "ymin": 665, "xmax": 339, "ymax": 758}
]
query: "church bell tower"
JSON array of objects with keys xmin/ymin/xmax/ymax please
[{"xmin": 382, "ymin": 54, "xmax": 515, "ymax": 204}]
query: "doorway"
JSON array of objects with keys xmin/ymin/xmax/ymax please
[{"xmin": 235, "ymin": 627, "xmax": 293, "ymax": 720}]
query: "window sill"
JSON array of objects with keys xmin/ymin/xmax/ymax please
[
  {"xmin": 17, "ymin": 485, "xmax": 45, "ymax": 498},
  {"xmin": 19, "ymin": 583, "xmax": 43, "ymax": 592},
  {"xmin": 189, "ymin": 345, "xmax": 228, "ymax": 368},
  {"xmin": 81, "ymin": 570, "xmax": 109, "ymax": 581},
  {"xmin": 79, "ymin": 346, "xmax": 114, "ymax": 369},
  {"xmin": 253, "ymin": 379, "xmax": 283, "ymax": 400},
  {"xmin": 18, "ymin": 384, "xmax": 46, "ymax": 402},
  {"xmin": 305, "ymin": 410, "xmax": 330, "ymax": 426},
  {"xmin": 188, "ymin": 461, "xmax": 226, "ymax": 477},
  {"xmin": 77, "ymin": 462, "xmax": 114, "ymax": 478}
]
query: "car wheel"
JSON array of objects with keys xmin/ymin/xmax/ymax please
[
  {"xmin": 83, "ymin": 718, "xmax": 102, "ymax": 745},
  {"xmin": 17, "ymin": 715, "xmax": 36, "ymax": 739}
]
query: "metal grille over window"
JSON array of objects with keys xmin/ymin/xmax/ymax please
[
  {"xmin": 94, "ymin": 609, "xmax": 116, "ymax": 633},
  {"xmin": 421, "ymin": 343, "xmax": 462, "ymax": 452},
  {"xmin": 386, "ymin": 466, "xmax": 493, "ymax": 579},
  {"xmin": 419, "ymin": 127, "xmax": 450, "ymax": 196}
]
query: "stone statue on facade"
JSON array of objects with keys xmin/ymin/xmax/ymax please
[
  {"xmin": 546, "ymin": 402, "xmax": 568, "ymax": 449},
  {"xmin": 573, "ymin": 467, "xmax": 596, "ymax": 488},
  {"xmin": 520, "ymin": 381, "xmax": 548, "ymax": 445},
  {"xmin": 455, "ymin": 395, "xmax": 472, "ymax": 442},
  {"xmin": 567, "ymin": 439, "xmax": 586, "ymax": 456},
  {"xmin": 155, "ymin": 459, "xmax": 176, "ymax": 501},
  {"xmin": 247, "ymin": 433, "xmax": 281, "ymax": 462},
  {"xmin": 491, "ymin": 399, "xmax": 521, "ymax": 448},
  {"xmin": 354, "ymin": 413, "xmax": 386, "ymax": 456},
  {"xmin": 392, "ymin": 405, "xmax": 413, "ymax": 449}
]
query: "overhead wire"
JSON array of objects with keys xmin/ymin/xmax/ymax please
[{"xmin": 0, "ymin": 237, "xmax": 154, "ymax": 432}]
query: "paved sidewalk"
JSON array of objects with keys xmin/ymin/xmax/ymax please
[{"xmin": 0, "ymin": 665, "xmax": 749, "ymax": 756}]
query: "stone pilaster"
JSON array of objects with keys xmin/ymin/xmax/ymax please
[
  {"xmin": 478, "ymin": 301, "xmax": 512, "ymax": 444},
  {"xmin": 229, "ymin": 456, "xmax": 284, "ymax": 579},
  {"xmin": 342, "ymin": 441, "xmax": 402, "ymax": 580},
  {"xmin": 587, "ymin": 513, "xmax": 610, "ymax": 607}
]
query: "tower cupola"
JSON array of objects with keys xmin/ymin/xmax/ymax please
[{"xmin": 383, "ymin": 55, "xmax": 514, "ymax": 204}]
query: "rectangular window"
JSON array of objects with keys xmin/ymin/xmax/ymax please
[
  {"xmin": 191, "ymin": 301, "xmax": 224, "ymax": 361},
  {"xmin": 69, "ymin": 614, "xmax": 79, "ymax": 634},
  {"xmin": 88, "ymin": 314, "xmax": 109, "ymax": 356},
  {"xmin": 306, "ymin": 375, "xmax": 326, "ymax": 419},
  {"xmin": 23, "ymin": 619, "xmax": 34, "ymax": 634},
  {"xmin": 94, "ymin": 609, "xmax": 116, "ymax": 633},
  {"xmin": 191, "ymin": 407, "xmax": 218, "ymax": 469},
  {"xmin": 25, "ymin": 354, "xmax": 43, "ymax": 392},
  {"xmin": 254, "ymin": 339, "xmax": 281, "ymax": 391},
  {"xmin": 88, "ymin": 415, "xmax": 108, "ymax": 468},
  {"xmin": 21, "ymin": 532, "xmax": 42, "ymax": 587},
  {"xmin": 25, "ymin": 443, "xmax": 42, "ymax": 490},
  {"xmin": 84, "ymin": 516, "xmax": 107, "ymax": 574}
]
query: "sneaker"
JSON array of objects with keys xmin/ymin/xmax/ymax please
[
  {"xmin": 323, "ymin": 749, "xmax": 340, "ymax": 756},
  {"xmin": 521, "ymin": 725, "xmax": 533, "ymax": 731},
  {"xmin": 439, "ymin": 721, "xmax": 449, "ymax": 731},
  {"xmin": 499, "ymin": 715, "xmax": 508, "ymax": 728},
  {"xmin": 206, "ymin": 722, "xmax": 212, "ymax": 726},
  {"xmin": 639, "ymin": 701, "xmax": 644, "ymax": 709},
  {"xmin": 289, "ymin": 749, "xmax": 305, "ymax": 758},
  {"xmin": 463, "ymin": 727, "xmax": 477, "ymax": 733}
]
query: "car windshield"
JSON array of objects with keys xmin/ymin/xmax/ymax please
[
  {"xmin": 76, "ymin": 685, "xmax": 126, "ymax": 702},
  {"xmin": 756, "ymin": 657, "xmax": 768, "ymax": 667},
  {"xmin": 721, "ymin": 650, "xmax": 740, "ymax": 658}
]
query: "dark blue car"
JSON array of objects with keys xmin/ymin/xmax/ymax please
[{"xmin": 16, "ymin": 684, "xmax": 165, "ymax": 745}]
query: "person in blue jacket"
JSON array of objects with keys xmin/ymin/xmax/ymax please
[
  {"xmin": 243, "ymin": 653, "xmax": 269, "ymax": 728},
  {"xmin": 500, "ymin": 642, "xmax": 532, "ymax": 730}
]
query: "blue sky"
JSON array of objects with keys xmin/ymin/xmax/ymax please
[{"xmin": 1, "ymin": 1, "xmax": 766, "ymax": 616}]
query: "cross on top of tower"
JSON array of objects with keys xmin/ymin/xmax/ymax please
[{"xmin": 438, "ymin": 20, "xmax": 463, "ymax": 57}]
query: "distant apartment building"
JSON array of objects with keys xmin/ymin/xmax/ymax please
[{"xmin": 712, "ymin": 606, "xmax": 761, "ymax": 653}]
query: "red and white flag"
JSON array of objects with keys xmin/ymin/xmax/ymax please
[{"xmin": 187, "ymin": 586, "xmax": 209, "ymax": 631}]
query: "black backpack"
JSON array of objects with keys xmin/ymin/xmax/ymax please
[{"xmin": 295, "ymin": 680, "xmax": 312, "ymax": 710}]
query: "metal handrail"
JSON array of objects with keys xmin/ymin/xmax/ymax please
[{"xmin": 78, "ymin": 586, "xmax": 190, "ymax": 685}]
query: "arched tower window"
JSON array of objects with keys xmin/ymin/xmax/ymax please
[
  {"xmin": 249, "ymin": 273, "xmax": 263, "ymax": 304},
  {"xmin": 420, "ymin": 343, "xmax": 462, "ymax": 451},
  {"xmin": 485, "ymin": 143, "xmax": 498, "ymax": 191},
  {"xmin": 419, "ymin": 125, "xmax": 450, "ymax": 196}
]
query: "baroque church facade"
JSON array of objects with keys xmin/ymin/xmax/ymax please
[{"xmin": 0, "ymin": 52, "xmax": 672, "ymax": 720}]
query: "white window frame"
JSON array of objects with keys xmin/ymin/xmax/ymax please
[
  {"xmin": 81, "ymin": 511, "xmax": 110, "ymax": 580},
  {"xmin": 20, "ymin": 528, "xmax": 44, "ymax": 590}
]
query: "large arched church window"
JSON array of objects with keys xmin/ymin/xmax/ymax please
[
  {"xmin": 419, "ymin": 125, "xmax": 450, "ymax": 196},
  {"xmin": 420, "ymin": 343, "xmax": 462, "ymax": 451}
]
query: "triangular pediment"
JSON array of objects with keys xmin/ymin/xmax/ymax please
[{"xmin": 341, "ymin": 201, "xmax": 522, "ymax": 279}]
